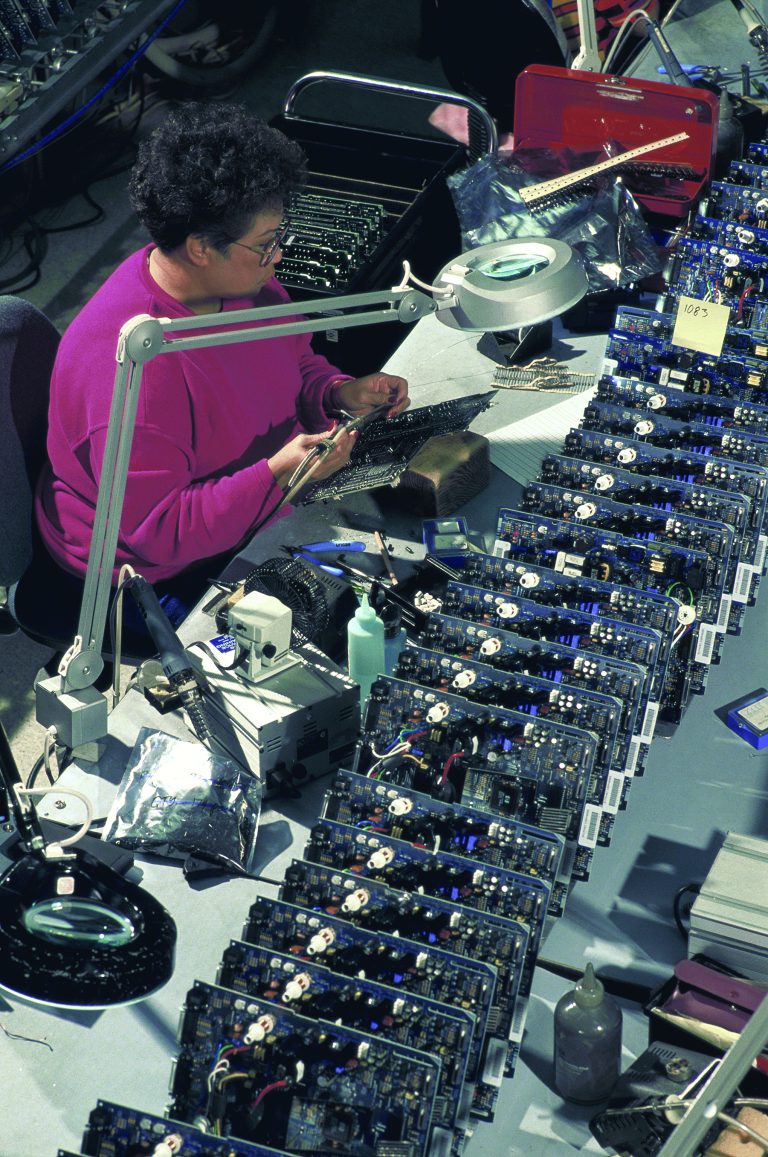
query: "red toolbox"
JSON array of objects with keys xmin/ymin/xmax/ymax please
[{"xmin": 512, "ymin": 64, "xmax": 719, "ymax": 219}]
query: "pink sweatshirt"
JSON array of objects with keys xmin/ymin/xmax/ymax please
[{"xmin": 36, "ymin": 244, "xmax": 347, "ymax": 582}]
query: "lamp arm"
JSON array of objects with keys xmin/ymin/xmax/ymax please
[{"xmin": 55, "ymin": 284, "xmax": 441, "ymax": 702}]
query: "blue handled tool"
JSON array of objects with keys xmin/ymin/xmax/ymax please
[
  {"xmin": 282, "ymin": 546, "xmax": 345, "ymax": 577},
  {"xmin": 298, "ymin": 539, "xmax": 367, "ymax": 553}
]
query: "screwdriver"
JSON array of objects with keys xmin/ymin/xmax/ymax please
[{"xmin": 297, "ymin": 539, "xmax": 367, "ymax": 553}]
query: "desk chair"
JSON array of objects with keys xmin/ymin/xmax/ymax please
[{"xmin": 0, "ymin": 295, "xmax": 160, "ymax": 664}]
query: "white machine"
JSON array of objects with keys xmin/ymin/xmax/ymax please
[{"xmin": 186, "ymin": 591, "xmax": 360, "ymax": 796}]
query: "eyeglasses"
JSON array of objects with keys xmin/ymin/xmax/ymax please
[{"xmin": 230, "ymin": 220, "xmax": 292, "ymax": 267}]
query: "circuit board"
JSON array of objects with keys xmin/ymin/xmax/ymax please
[
  {"xmin": 561, "ymin": 427, "xmax": 768, "ymax": 585},
  {"xmin": 302, "ymin": 817, "xmax": 550, "ymax": 982},
  {"xmin": 438, "ymin": 576, "xmax": 664, "ymax": 735},
  {"xmin": 693, "ymin": 212, "xmax": 768, "ymax": 258},
  {"xmin": 323, "ymin": 767, "xmax": 570, "ymax": 914},
  {"xmin": 581, "ymin": 397, "xmax": 768, "ymax": 468},
  {"xmin": 494, "ymin": 506, "xmax": 719, "ymax": 720},
  {"xmin": 432, "ymin": 553, "xmax": 672, "ymax": 755},
  {"xmin": 170, "ymin": 981, "xmax": 440, "ymax": 1157},
  {"xmin": 698, "ymin": 179, "xmax": 768, "ymax": 228},
  {"xmin": 238, "ymin": 895, "xmax": 499, "ymax": 1118},
  {"xmin": 392, "ymin": 643, "xmax": 625, "ymax": 816},
  {"xmin": 355, "ymin": 673, "xmax": 602, "ymax": 877},
  {"xmin": 416, "ymin": 610, "xmax": 648, "ymax": 773},
  {"xmin": 664, "ymin": 237, "xmax": 768, "ymax": 327},
  {"xmin": 538, "ymin": 452, "xmax": 755, "ymax": 612},
  {"xmin": 597, "ymin": 374, "xmax": 768, "ymax": 445},
  {"xmin": 519, "ymin": 481, "xmax": 734, "ymax": 629},
  {"xmin": 79, "ymin": 1100, "xmax": 290, "ymax": 1156},
  {"xmin": 280, "ymin": 858, "xmax": 529, "ymax": 1085},
  {"xmin": 214, "ymin": 941, "xmax": 475, "ymax": 1152},
  {"xmin": 301, "ymin": 392, "xmax": 496, "ymax": 504},
  {"xmin": 609, "ymin": 303, "xmax": 768, "ymax": 380}
]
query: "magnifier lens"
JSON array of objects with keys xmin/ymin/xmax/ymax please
[
  {"xmin": 475, "ymin": 253, "xmax": 551, "ymax": 281},
  {"xmin": 23, "ymin": 897, "xmax": 137, "ymax": 946}
]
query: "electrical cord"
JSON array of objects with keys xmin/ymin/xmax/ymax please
[{"xmin": 674, "ymin": 881, "xmax": 701, "ymax": 939}]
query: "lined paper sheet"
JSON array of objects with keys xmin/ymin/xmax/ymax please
[{"xmin": 487, "ymin": 385, "xmax": 597, "ymax": 484}]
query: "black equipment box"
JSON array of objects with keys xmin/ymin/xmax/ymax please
[{"xmin": 271, "ymin": 71, "xmax": 491, "ymax": 376}]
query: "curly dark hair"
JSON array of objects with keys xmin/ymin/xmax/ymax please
[{"xmin": 128, "ymin": 101, "xmax": 307, "ymax": 251}]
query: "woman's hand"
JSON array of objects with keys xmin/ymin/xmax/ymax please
[
  {"xmin": 331, "ymin": 372, "xmax": 409, "ymax": 419},
  {"xmin": 267, "ymin": 425, "xmax": 358, "ymax": 493}
]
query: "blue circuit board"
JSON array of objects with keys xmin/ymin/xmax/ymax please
[
  {"xmin": 280, "ymin": 858, "xmax": 529, "ymax": 1083},
  {"xmin": 214, "ymin": 941, "xmax": 476, "ymax": 1152},
  {"xmin": 80, "ymin": 1100, "xmax": 291, "ymax": 1156},
  {"xmin": 239, "ymin": 895, "xmax": 499, "ymax": 1119},
  {"xmin": 170, "ymin": 981, "xmax": 440, "ymax": 1157}
]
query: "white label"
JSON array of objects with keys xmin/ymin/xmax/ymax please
[
  {"xmin": 579, "ymin": 804, "xmax": 601, "ymax": 848},
  {"xmin": 640, "ymin": 700, "xmax": 659, "ymax": 743},
  {"xmin": 733, "ymin": 562, "xmax": 753, "ymax": 603},
  {"xmin": 602, "ymin": 771, "xmax": 624, "ymax": 815},
  {"xmin": 694, "ymin": 623, "xmax": 717, "ymax": 665}
]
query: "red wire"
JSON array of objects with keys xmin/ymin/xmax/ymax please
[
  {"xmin": 251, "ymin": 1079, "xmax": 288, "ymax": 1108},
  {"xmin": 440, "ymin": 750, "xmax": 465, "ymax": 784}
]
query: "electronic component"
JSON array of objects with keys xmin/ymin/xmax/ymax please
[
  {"xmin": 693, "ymin": 212, "xmax": 768, "ymax": 258},
  {"xmin": 355, "ymin": 673, "xmax": 602, "ymax": 877},
  {"xmin": 699, "ymin": 179, "xmax": 768, "ymax": 229},
  {"xmin": 322, "ymin": 767, "xmax": 569, "ymax": 914},
  {"xmin": 494, "ymin": 506, "xmax": 719, "ymax": 721},
  {"xmin": 418, "ymin": 607, "xmax": 648, "ymax": 769},
  {"xmin": 726, "ymin": 690, "xmax": 768, "ymax": 749},
  {"xmin": 280, "ymin": 858, "xmax": 529, "ymax": 1086},
  {"xmin": 438, "ymin": 575, "xmax": 664, "ymax": 737},
  {"xmin": 80, "ymin": 1099, "xmax": 289, "ymax": 1156},
  {"xmin": 598, "ymin": 372, "xmax": 768, "ymax": 443},
  {"xmin": 238, "ymin": 895, "xmax": 499, "ymax": 1119},
  {"xmin": 301, "ymin": 392, "xmax": 496, "ymax": 504},
  {"xmin": 170, "ymin": 980, "xmax": 441, "ymax": 1156},
  {"xmin": 561, "ymin": 427, "xmax": 768, "ymax": 586},
  {"xmin": 215, "ymin": 941, "xmax": 475, "ymax": 1150},
  {"xmin": 538, "ymin": 452, "xmax": 755, "ymax": 615},
  {"xmin": 303, "ymin": 816, "xmax": 550, "ymax": 979},
  {"xmin": 392, "ymin": 643, "xmax": 626, "ymax": 819},
  {"xmin": 519, "ymin": 480, "xmax": 734, "ymax": 629},
  {"xmin": 185, "ymin": 592, "xmax": 360, "ymax": 795},
  {"xmin": 582, "ymin": 396, "xmax": 768, "ymax": 468},
  {"xmin": 664, "ymin": 237, "xmax": 768, "ymax": 327},
  {"xmin": 433, "ymin": 552, "xmax": 674, "ymax": 753}
]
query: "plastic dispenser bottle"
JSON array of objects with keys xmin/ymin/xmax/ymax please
[
  {"xmin": 553, "ymin": 963, "xmax": 622, "ymax": 1104},
  {"xmin": 347, "ymin": 598, "xmax": 385, "ymax": 712}
]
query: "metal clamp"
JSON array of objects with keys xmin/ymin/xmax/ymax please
[{"xmin": 282, "ymin": 69, "xmax": 498, "ymax": 160}]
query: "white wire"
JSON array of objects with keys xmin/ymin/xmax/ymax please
[
  {"xmin": 603, "ymin": 7, "xmax": 654, "ymax": 74},
  {"xmin": 391, "ymin": 260, "xmax": 455, "ymax": 296},
  {"xmin": 15, "ymin": 785, "xmax": 94, "ymax": 848}
]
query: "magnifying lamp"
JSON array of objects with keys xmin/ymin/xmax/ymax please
[
  {"xmin": 35, "ymin": 236, "xmax": 587, "ymax": 754},
  {"xmin": 0, "ymin": 719, "xmax": 176, "ymax": 1009}
]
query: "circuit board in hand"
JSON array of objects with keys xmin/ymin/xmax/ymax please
[
  {"xmin": 519, "ymin": 480, "xmax": 734, "ymax": 629},
  {"xmin": 435, "ymin": 552, "xmax": 672, "ymax": 755},
  {"xmin": 239, "ymin": 895, "xmax": 498, "ymax": 1117},
  {"xmin": 355, "ymin": 673, "xmax": 601, "ymax": 878},
  {"xmin": 280, "ymin": 858, "xmax": 529, "ymax": 1087},
  {"xmin": 79, "ymin": 1100, "xmax": 289, "ymax": 1156},
  {"xmin": 215, "ymin": 941, "xmax": 475, "ymax": 1152},
  {"xmin": 323, "ymin": 767, "xmax": 569, "ymax": 915},
  {"xmin": 438, "ymin": 576, "xmax": 664, "ymax": 739},
  {"xmin": 170, "ymin": 980, "xmax": 440, "ymax": 1156},
  {"xmin": 538, "ymin": 452, "xmax": 755, "ymax": 614},
  {"xmin": 301, "ymin": 392, "xmax": 496, "ymax": 504}
]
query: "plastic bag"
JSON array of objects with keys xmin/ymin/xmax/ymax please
[
  {"xmin": 103, "ymin": 727, "xmax": 262, "ymax": 875},
  {"xmin": 447, "ymin": 146, "xmax": 663, "ymax": 292}
]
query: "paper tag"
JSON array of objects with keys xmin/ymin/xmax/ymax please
[{"xmin": 671, "ymin": 295, "xmax": 729, "ymax": 357}]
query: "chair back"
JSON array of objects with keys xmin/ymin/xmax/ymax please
[{"xmin": 0, "ymin": 296, "xmax": 60, "ymax": 587}]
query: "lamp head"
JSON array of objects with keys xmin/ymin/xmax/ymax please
[{"xmin": 434, "ymin": 237, "xmax": 588, "ymax": 332}]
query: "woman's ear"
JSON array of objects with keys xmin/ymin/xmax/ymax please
[{"xmin": 186, "ymin": 234, "xmax": 212, "ymax": 267}]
